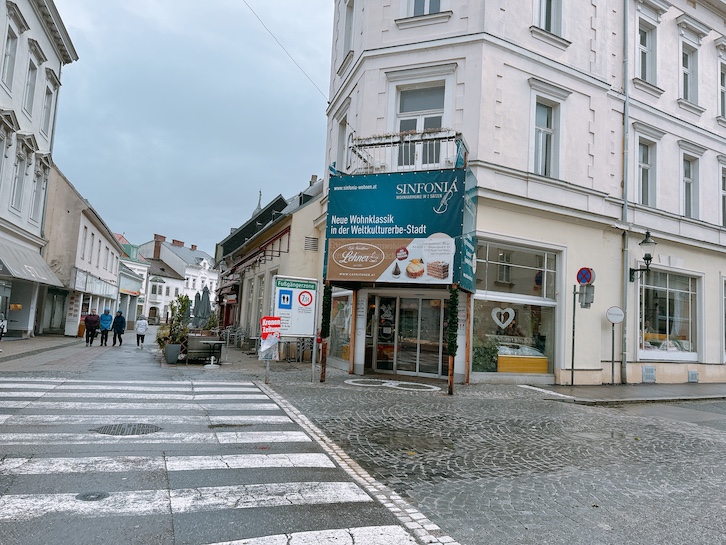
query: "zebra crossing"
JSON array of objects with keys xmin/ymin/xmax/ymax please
[{"xmin": 0, "ymin": 377, "xmax": 423, "ymax": 545}]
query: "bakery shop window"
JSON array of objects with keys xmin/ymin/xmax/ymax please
[{"xmin": 476, "ymin": 242, "xmax": 556, "ymax": 300}]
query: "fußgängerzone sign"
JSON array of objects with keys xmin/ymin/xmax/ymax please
[
  {"xmin": 326, "ymin": 170, "xmax": 467, "ymax": 286},
  {"xmin": 272, "ymin": 276, "xmax": 318, "ymax": 337}
]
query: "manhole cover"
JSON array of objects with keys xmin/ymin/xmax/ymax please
[
  {"xmin": 92, "ymin": 423, "xmax": 162, "ymax": 436},
  {"xmin": 76, "ymin": 492, "xmax": 109, "ymax": 501}
]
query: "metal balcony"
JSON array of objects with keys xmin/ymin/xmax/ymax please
[{"xmin": 344, "ymin": 129, "xmax": 467, "ymax": 175}]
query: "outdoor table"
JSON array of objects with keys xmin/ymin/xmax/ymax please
[{"xmin": 200, "ymin": 340, "xmax": 225, "ymax": 368}]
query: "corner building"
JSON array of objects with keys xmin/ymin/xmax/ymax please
[{"xmin": 323, "ymin": 0, "xmax": 726, "ymax": 385}]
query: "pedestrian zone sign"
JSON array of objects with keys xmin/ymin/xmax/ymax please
[
  {"xmin": 259, "ymin": 316, "xmax": 281, "ymax": 361},
  {"xmin": 272, "ymin": 276, "xmax": 318, "ymax": 337}
]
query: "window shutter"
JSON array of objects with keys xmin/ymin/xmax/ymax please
[{"xmin": 304, "ymin": 237, "xmax": 319, "ymax": 252}]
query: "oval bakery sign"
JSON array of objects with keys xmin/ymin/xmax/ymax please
[{"xmin": 332, "ymin": 243, "xmax": 385, "ymax": 270}]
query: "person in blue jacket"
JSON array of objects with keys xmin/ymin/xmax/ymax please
[
  {"xmin": 99, "ymin": 308, "xmax": 112, "ymax": 346},
  {"xmin": 112, "ymin": 310, "xmax": 126, "ymax": 347}
]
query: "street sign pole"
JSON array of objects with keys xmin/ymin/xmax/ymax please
[{"xmin": 571, "ymin": 285, "xmax": 577, "ymax": 386}]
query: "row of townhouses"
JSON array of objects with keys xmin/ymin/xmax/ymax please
[
  {"xmin": 0, "ymin": 1, "xmax": 218, "ymax": 339},
  {"xmin": 216, "ymin": 0, "xmax": 726, "ymax": 386}
]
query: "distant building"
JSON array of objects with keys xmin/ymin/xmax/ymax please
[
  {"xmin": 43, "ymin": 164, "xmax": 123, "ymax": 336},
  {"xmin": 215, "ymin": 176, "xmax": 324, "ymax": 339},
  {"xmin": 138, "ymin": 235, "xmax": 219, "ymax": 323},
  {"xmin": 0, "ymin": 0, "xmax": 77, "ymax": 336},
  {"xmin": 114, "ymin": 233, "xmax": 150, "ymax": 326},
  {"xmin": 142, "ymin": 258, "xmax": 185, "ymax": 324}
]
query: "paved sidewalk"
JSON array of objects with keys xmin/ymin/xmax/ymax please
[{"xmin": 3, "ymin": 334, "xmax": 726, "ymax": 405}]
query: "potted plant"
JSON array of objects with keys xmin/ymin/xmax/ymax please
[{"xmin": 163, "ymin": 295, "xmax": 191, "ymax": 364}]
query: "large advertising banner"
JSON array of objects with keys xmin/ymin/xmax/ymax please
[{"xmin": 326, "ymin": 170, "xmax": 471, "ymax": 287}]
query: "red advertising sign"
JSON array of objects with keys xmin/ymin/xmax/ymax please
[{"xmin": 260, "ymin": 316, "xmax": 281, "ymax": 340}]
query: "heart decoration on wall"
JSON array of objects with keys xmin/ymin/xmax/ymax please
[{"xmin": 491, "ymin": 307, "xmax": 515, "ymax": 329}]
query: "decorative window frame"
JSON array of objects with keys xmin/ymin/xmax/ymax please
[
  {"xmin": 633, "ymin": 121, "xmax": 665, "ymax": 208},
  {"xmin": 678, "ymin": 140, "xmax": 705, "ymax": 219},
  {"xmin": 395, "ymin": 0, "xmax": 452, "ymax": 29},
  {"xmin": 528, "ymin": 78, "xmax": 572, "ymax": 179},
  {"xmin": 676, "ymin": 14, "xmax": 710, "ymax": 115}
]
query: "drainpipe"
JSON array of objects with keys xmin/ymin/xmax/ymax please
[{"xmin": 620, "ymin": 0, "xmax": 631, "ymax": 383}]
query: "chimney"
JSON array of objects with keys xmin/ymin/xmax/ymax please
[
  {"xmin": 191, "ymin": 244, "xmax": 197, "ymax": 251},
  {"xmin": 309, "ymin": 174, "xmax": 318, "ymax": 186},
  {"xmin": 153, "ymin": 234, "xmax": 165, "ymax": 259},
  {"xmin": 172, "ymin": 239, "xmax": 184, "ymax": 247}
]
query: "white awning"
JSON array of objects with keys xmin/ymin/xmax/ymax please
[{"xmin": 0, "ymin": 239, "xmax": 63, "ymax": 287}]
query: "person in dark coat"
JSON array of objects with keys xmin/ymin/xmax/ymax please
[
  {"xmin": 84, "ymin": 309, "xmax": 100, "ymax": 346},
  {"xmin": 111, "ymin": 311, "xmax": 126, "ymax": 346}
]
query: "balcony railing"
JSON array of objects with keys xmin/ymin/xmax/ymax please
[{"xmin": 344, "ymin": 129, "xmax": 467, "ymax": 175}]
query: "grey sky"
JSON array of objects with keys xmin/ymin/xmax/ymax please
[{"xmin": 52, "ymin": 0, "xmax": 333, "ymax": 257}]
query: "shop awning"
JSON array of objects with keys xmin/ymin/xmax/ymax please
[{"xmin": 0, "ymin": 239, "xmax": 63, "ymax": 287}]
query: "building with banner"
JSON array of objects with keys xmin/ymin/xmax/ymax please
[{"xmin": 324, "ymin": 1, "xmax": 726, "ymax": 385}]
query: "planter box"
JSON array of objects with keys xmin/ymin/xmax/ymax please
[{"xmin": 165, "ymin": 344, "xmax": 182, "ymax": 364}]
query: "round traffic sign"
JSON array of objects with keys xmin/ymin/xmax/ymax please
[
  {"xmin": 298, "ymin": 290, "xmax": 313, "ymax": 307},
  {"xmin": 606, "ymin": 306, "xmax": 624, "ymax": 324},
  {"xmin": 577, "ymin": 267, "xmax": 595, "ymax": 285}
]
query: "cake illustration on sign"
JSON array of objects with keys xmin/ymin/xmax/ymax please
[
  {"xmin": 427, "ymin": 261, "xmax": 449, "ymax": 279},
  {"xmin": 406, "ymin": 259, "xmax": 424, "ymax": 278},
  {"xmin": 392, "ymin": 262, "xmax": 401, "ymax": 278}
]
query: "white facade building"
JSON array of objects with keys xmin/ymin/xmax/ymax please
[
  {"xmin": 324, "ymin": 0, "xmax": 726, "ymax": 385},
  {"xmin": 0, "ymin": 0, "xmax": 76, "ymax": 336},
  {"xmin": 138, "ymin": 235, "xmax": 219, "ymax": 323}
]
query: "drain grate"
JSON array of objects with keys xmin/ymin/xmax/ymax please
[
  {"xmin": 76, "ymin": 492, "xmax": 109, "ymax": 501},
  {"xmin": 92, "ymin": 423, "xmax": 162, "ymax": 436}
]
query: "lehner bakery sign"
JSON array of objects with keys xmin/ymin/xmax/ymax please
[{"xmin": 326, "ymin": 170, "xmax": 472, "ymax": 287}]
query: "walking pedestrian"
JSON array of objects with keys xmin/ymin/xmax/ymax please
[
  {"xmin": 99, "ymin": 308, "xmax": 112, "ymax": 346},
  {"xmin": 111, "ymin": 310, "xmax": 126, "ymax": 346},
  {"xmin": 84, "ymin": 309, "xmax": 100, "ymax": 346},
  {"xmin": 135, "ymin": 315, "xmax": 149, "ymax": 349}
]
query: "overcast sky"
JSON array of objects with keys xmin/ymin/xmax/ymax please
[{"xmin": 52, "ymin": 0, "xmax": 334, "ymax": 258}]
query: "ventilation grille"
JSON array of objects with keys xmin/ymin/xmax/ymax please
[
  {"xmin": 688, "ymin": 370, "xmax": 699, "ymax": 383},
  {"xmin": 642, "ymin": 365, "xmax": 656, "ymax": 383},
  {"xmin": 304, "ymin": 237, "xmax": 319, "ymax": 252}
]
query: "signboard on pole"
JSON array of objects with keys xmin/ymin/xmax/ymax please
[
  {"xmin": 259, "ymin": 316, "xmax": 281, "ymax": 361},
  {"xmin": 272, "ymin": 276, "xmax": 318, "ymax": 337}
]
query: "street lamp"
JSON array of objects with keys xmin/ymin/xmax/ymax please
[{"xmin": 629, "ymin": 231, "xmax": 657, "ymax": 282}]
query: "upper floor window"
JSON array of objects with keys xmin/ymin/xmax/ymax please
[
  {"xmin": 722, "ymin": 167, "xmax": 726, "ymax": 228},
  {"xmin": 638, "ymin": 139, "xmax": 655, "ymax": 207},
  {"xmin": 22, "ymin": 60, "xmax": 37, "ymax": 115},
  {"xmin": 413, "ymin": 0, "xmax": 440, "ymax": 16},
  {"xmin": 165, "ymin": 286, "xmax": 170, "ymax": 297},
  {"xmin": 89, "ymin": 233, "xmax": 94, "ymax": 263},
  {"xmin": 536, "ymin": 0, "xmax": 561, "ymax": 36},
  {"xmin": 41, "ymin": 86, "xmax": 53, "ymax": 134},
  {"xmin": 9, "ymin": 151, "xmax": 26, "ymax": 211},
  {"xmin": 681, "ymin": 44, "xmax": 697, "ymax": 104},
  {"xmin": 397, "ymin": 85, "xmax": 444, "ymax": 168},
  {"xmin": 638, "ymin": 20, "xmax": 656, "ymax": 84},
  {"xmin": 1, "ymin": 27, "xmax": 17, "ymax": 89},
  {"xmin": 343, "ymin": 0, "xmax": 354, "ymax": 53},
  {"xmin": 29, "ymin": 164, "xmax": 46, "ymax": 222},
  {"xmin": 534, "ymin": 102, "xmax": 554, "ymax": 177},
  {"xmin": 678, "ymin": 140, "xmax": 705, "ymax": 220},
  {"xmin": 80, "ymin": 227, "xmax": 88, "ymax": 260}
]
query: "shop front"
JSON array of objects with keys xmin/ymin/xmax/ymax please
[{"xmin": 325, "ymin": 167, "xmax": 476, "ymax": 380}]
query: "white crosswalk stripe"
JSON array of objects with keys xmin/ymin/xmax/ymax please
[{"xmin": 0, "ymin": 376, "xmax": 424, "ymax": 544}]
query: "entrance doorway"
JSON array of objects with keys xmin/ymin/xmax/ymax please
[{"xmin": 366, "ymin": 294, "xmax": 449, "ymax": 378}]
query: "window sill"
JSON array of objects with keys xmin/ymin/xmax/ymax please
[
  {"xmin": 677, "ymin": 98, "xmax": 706, "ymax": 116},
  {"xmin": 529, "ymin": 26, "xmax": 571, "ymax": 50},
  {"xmin": 632, "ymin": 78, "xmax": 664, "ymax": 98},
  {"xmin": 717, "ymin": 116, "xmax": 726, "ymax": 129},
  {"xmin": 336, "ymin": 50, "xmax": 354, "ymax": 77},
  {"xmin": 395, "ymin": 10, "xmax": 453, "ymax": 29}
]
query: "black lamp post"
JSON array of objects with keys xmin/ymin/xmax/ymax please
[{"xmin": 629, "ymin": 231, "xmax": 657, "ymax": 282}]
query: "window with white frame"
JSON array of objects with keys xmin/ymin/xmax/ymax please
[
  {"xmin": 9, "ymin": 150, "xmax": 26, "ymax": 211},
  {"xmin": 103, "ymin": 246, "xmax": 109, "ymax": 270},
  {"xmin": 638, "ymin": 19, "xmax": 657, "ymax": 84},
  {"xmin": 638, "ymin": 139, "xmax": 655, "ymax": 207},
  {"xmin": 536, "ymin": 0, "xmax": 562, "ymax": 35},
  {"xmin": 1, "ymin": 27, "xmax": 17, "ymax": 89},
  {"xmin": 639, "ymin": 271, "xmax": 698, "ymax": 359},
  {"xmin": 41, "ymin": 86, "xmax": 53, "ymax": 134},
  {"xmin": 413, "ymin": 0, "xmax": 440, "ymax": 16},
  {"xmin": 343, "ymin": 0, "xmax": 354, "ymax": 54},
  {"xmin": 29, "ymin": 164, "xmax": 46, "ymax": 222},
  {"xmin": 336, "ymin": 114, "xmax": 348, "ymax": 172},
  {"xmin": 96, "ymin": 240, "xmax": 101, "ymax": 268},
  {"xmin": 165, "ymin": 286, "xmax": 170, "ymax": 297},
  {"xmin": 397, "ymin": 85, "xmax": 444, "ymax": 168},
  {"xmin": 682, "ymin": 156, "xmax": 697, "ymax": 219},
  {"xmin": 681, "ymin": 43, "xmax": 697, "ymax": 103},
  {"xmin": 722, "ymin": 168, "xmax": 726, "ymax": 228},
  {"xmin": 720, "ymin": 63, "xmax": 726, "ymax": 119},
  {"xmin": 534, "ymin": 101, "xmax": 554, "ymax": 177},
  {"xmin": 529, "ymin": 78, "xmax": 570, "ymax": 179},
  {"xmin": 175, "ymin": 287, "xmax": 179, "ymax": 297},
  {"xmin": 81, "ymin": 227, "xmax": 88, "ymax": 260},
  {"xmin": 22, "ymin": 59, "xmax": 37, "ymax": 115},
  {"xmin": 89, "ymin": 233, "xmax": 94, "ymax": 263}
]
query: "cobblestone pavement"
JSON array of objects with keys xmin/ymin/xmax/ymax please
[{"xmin": 267, "ymin": 365, "xmax": 726, "ymax": 545}]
